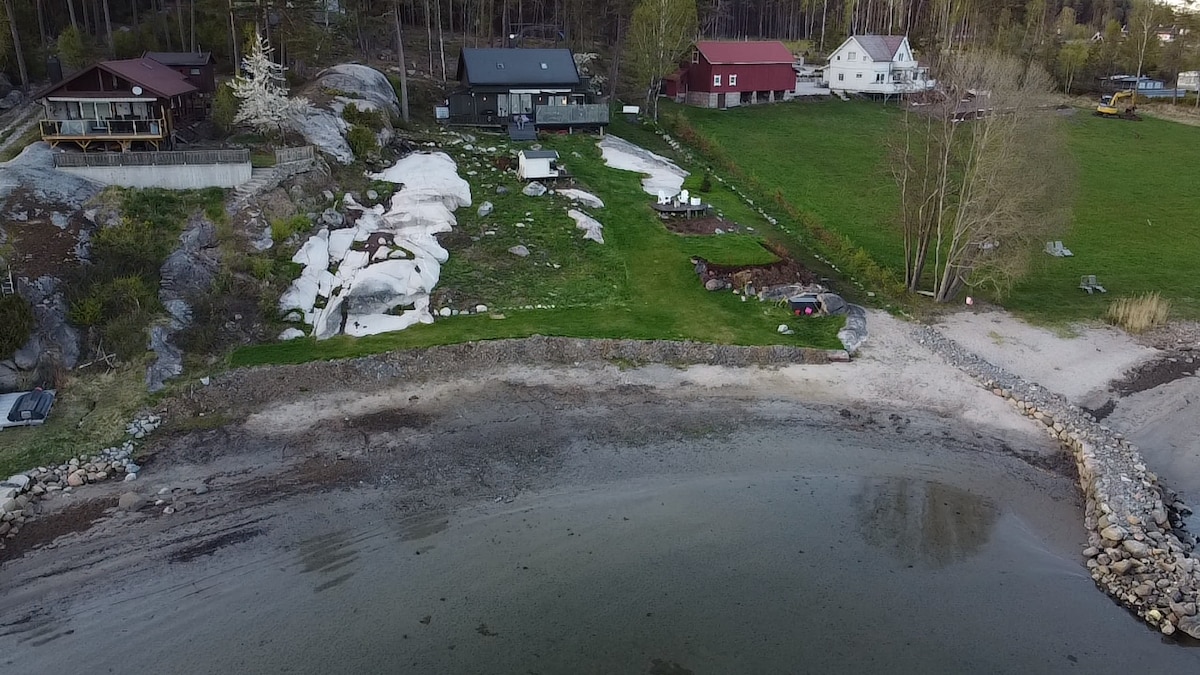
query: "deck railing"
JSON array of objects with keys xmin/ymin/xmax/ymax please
[
  {"xmin": 53, "ymin": 149, "xmax": 251, "ymax": 168},
  {"xmin": 533, "ymin": 104, "xmax": 610, "ymax": 126},
  {"xmin": 275, "ymin": 145, "xmax": 315, "ymax": 164},
  {"xmin": 40, "ymin": 118, "xmax": 168, "ymax": 138}
]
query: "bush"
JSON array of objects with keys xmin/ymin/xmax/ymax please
[
  {"xmin": 1107, "ymin": 292, "xmax": 1171, "ymax": 333},
  {"xmin": 213, "ymin": 83, "xmax": 238, "ymax": 134},
  {"xmin": 271, "ymin": 215, "xmax": 311, "ymax": 243},
  {"xmin": 346, "ymin": 124, "xmax": 378, "ymax": 160},
  {"xmin": 699, "ymin": 172, "xmax": 713, "ymax": 193},
  {"xmin": 57, "ymin": 25, "xmax": 90, "ymax": 69},
  {"xmin": 342, "ymin": 102, "xmax": 386, "ymax": 131},
  {"xmin": 0, "ymin": 294, "xmax": 35, "ymax": 357}
]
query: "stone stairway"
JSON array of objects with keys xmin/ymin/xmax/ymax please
[
  {"xmin": 1, "ymin": 268, "xmax": 14, "ymax": 296},
  {"xmin": 233, "ymin": 167, "xmax": 279, "ymax": 205}
]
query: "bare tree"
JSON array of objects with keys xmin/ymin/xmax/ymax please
[
  {"xmin": 628, "ymin": 0, "xmax": 697, "ymax": 119},
  {"xmin": 891, "ymin": 51, "xmax": 1073, "ymax": 302},
  {"xmin": 393, "ymin": 0, "xmax": 410, "ymax": 122},
  {"xmin": 1129, "ymin": 0, "xmax": 1169, "ymax": 106},
  {"xmin": 3, "ymin": 0, "xmax": 27, "ymax": 89}
]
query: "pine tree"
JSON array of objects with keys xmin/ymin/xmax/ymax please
[{"xmin": 231, "ymin": 30, "xmax": 311, "ymax": 135}]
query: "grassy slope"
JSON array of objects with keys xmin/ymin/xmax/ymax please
[
  {"xmin": 233, "ymin": 132, "xmax": 843, "ymax": 366},
  {"xmin": 674, "ymin": 99, "xmax": 906, "ymax": 272},
  {"xmin": 0, "ymin": 363, "xmax": 148, "ymax": 477},
  {"xmin": 679, "ymin": 100, "xmax": 1200, "ymax": 322},
  {"xmin": 1006, "ymin": 113, "xmax": 1200, "ymax": 321}
]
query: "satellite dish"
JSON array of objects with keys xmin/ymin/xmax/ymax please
[{"xmin": 132, "ymin": 86, "xmax": 143, "ymax": 95}]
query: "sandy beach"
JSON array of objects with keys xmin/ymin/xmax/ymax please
[{"xmin": 3, "ymin": 309, "xmax": 1199, "ymax": 672}]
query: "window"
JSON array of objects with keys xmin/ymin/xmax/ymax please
[
  {"xmin": 190, "ymin": 68, "xmax": 201, "ymax": 75},
  {"xmin": 876, "ymin": 74, "xmax": 885, "ymax": 83},
  {"xmin": 540, "ymin": 62, "xmax": 548, "ymax": 70},
  {"xmin": 713, "ymin": 74, "xmax": 721, "ymax": 87},
  {"xmin": 856, "ymin": 73, "xmax": 863, "ymax": 79},
  {"xmin": 496, "ymin": 63, "xmax": 505, "ymax": 69},
  {"xmin": 838, "ymin": 73, "xmax": 844, "ymax": 81},
  {"xmin": 692, "ymin": 51, "xmax": 699, "ymax": 64},
  {"xmin": 849, "ymin": 51, "xmax": 856, "ymax": 60},
  {"xmin": 729, "ymin": 74, "xmax": 737, "ymax": 87}
]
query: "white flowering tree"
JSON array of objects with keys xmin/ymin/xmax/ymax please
[{"xmin": 231, "ymin": 31, "xmax": 311, "ymax": 135}]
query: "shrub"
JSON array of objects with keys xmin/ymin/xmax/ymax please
[
  {"xmin": 699, "ymin": 172, "xmax": 713, "ymax": 193},
  {"xmin": 346, "ymin": 124, "xmax": 378, "ymax": 160},
  {"xmin": 1107, "ymin": 292, "xmax": 1171, "ymax": 333},
  {"xmin": 68, "ymin": 295, "xmax": 104, "ymax": 327},
  {"xmin": 342, "ymin": 102, "xmax": 386, "ymax": 131},
  {"xmin": 271, "ymin": 215, "xmax": 311, "ymax": 243},
  {"xmin": 57, "ymin": 25, "xmax": 91, "ymax": 69},
  {"xmin": 0, "ymin": 294, "xmax": 35, "ymax": 357},
  {"xmin": 213, "ymin": 83, "xmax": 238, "ymax": 134}
]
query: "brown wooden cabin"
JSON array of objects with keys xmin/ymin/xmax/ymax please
[
  {"xmin": 35, "ymin": 58, "xmax": 200, "ymax": 152},
  {"xmin": 143, "ymin": 51, "xmax": 217, "ymax": 94}
]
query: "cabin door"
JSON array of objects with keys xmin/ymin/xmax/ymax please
[{"xmin": 497, "ymin": 94, "xmax": 509, "ymax": 118}]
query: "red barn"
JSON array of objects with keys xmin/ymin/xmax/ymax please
[{"xmin": 664, "ymin": 41, "xmax": 797, "ymax": 108}]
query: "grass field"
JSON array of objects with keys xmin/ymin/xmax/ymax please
[
  {"xmin": 674, "ymin": 99, "xmax": 1200, "ymax": 323},
  {"xmin": 0, "ymin": 363, "xmax": 148, "ymax": 477},
  {"xmin": 232, "ymin": 132, "xmax": 844, "ymax": 367}
]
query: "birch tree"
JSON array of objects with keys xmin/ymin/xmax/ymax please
[
  {"xmin": 1129, "ymin": 0, "xmax": 1169, "ymax": 105},
  {"xmin": 891, "ymin": 51, "xmax": 1073, "ymax": 302},
  {"xmin": 231, "ymin": 31, "xmax": 311, "ymax": 135},
  {"xmin": 628, "ymin": 0, "xmax": 697, "ymax": 119}
]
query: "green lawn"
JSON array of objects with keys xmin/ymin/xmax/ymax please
[
  {"xmin": 232, "ymin": 132, "xmax": 844, "ymax": 367},
  {"xmin": 1006, "ymin": 114, "xmax": 1200, "ymax": 321},
  {"xmin": 673, "ymin": 99, "xmax": 906, "ymax": 273},
  {"xmin": 0, "ymin": 363, "xmax": 148, "ymax": 477},
  {"xmin": 676, "ymin": 100, "xmax": 1200, "ymax": 322}
]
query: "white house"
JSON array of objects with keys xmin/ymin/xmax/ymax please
[
  {"xmin": 824, "ymin": 35, "xmax": 934, "ymax": 96},
  {"xmin": 1179, "ymin": 71, "xmax": 1199, "ymax": 92}
]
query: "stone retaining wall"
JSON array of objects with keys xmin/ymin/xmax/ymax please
[{"xmin": 915, "ymin": 325, "xmax": 1200, "ymax": 638}]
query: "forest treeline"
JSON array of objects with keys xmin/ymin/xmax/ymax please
[{"xmin": 0, "ymin": 0, "xmax": 1197, "ymax": 97}]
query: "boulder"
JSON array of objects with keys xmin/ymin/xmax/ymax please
[
  {"xmin": 319, "ymin": 208, "xmax": 345, "ymax": 229},
  {"xmin": 477, "ymin": 201, "xmax": 494, "ymax": 217},
  {"xmin": 507, "ymin": 245, "xmax": 530, "ymax": 257},
  {"xmin": 705, "ymin": 278, "xmax": 730, "ymax": 291},
  {"xmin": 117, "ymin": 492, "xmax": 145, "ymax": 511},
  {"xmin": 1180, "ymin": 614, "xmax": 1200, "ymax": 639},
  {"xmin": 0, "ymin": 359, "xmax": 19, "ymax": 392},
  {"xmin": 317, "ymin": 64, "xmax": 401, "ymax": 119},
  {"xmin": 278, "ymin": 327, "xmax": 305, "ymax": 341},
  {"xmin": 0, "ymin": 90, "xmax": 23, "ymax": 110},
  {"xmin": 146, "ymin": 324, "xmax": 183, "ymax": 393},
  {"xmin": 290, "ymin": 107, "xmax": 353, "ymax": 164},
  {"xmin": 522, "ymin": 182, "xmax": 547, "ymax": 197}
]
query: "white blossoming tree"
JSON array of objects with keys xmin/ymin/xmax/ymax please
[{"xmin": 231, "ymin": 31, "xmax": 310, "ymax": 135}]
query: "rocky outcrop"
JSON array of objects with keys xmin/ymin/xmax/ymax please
[
  {"xmin": 149, "ymin": 215, "xmax": 221, "ymax": 392},
  {"xmin": 14, "ymin": 276, "xmax": 80, "ymax": 371},
  {"xmin": 290, "ymin": 64, "xmax": 400, "ymax": 164},
  {"xmin": 317, "ymin": 64, "xmax": 401, "ymax": 118},
  {"xmin": 916, "ymin": 325, "xmax": 1200, "ymax": 639}
]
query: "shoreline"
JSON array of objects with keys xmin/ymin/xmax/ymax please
[{"xmin": 4, "ymin": 309, "xmax": 1200, "ymax": 643}]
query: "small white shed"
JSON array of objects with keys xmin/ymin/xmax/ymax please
[{"xmin": 517, "ymin": 150, "xmax": 561, "ymax": 180}]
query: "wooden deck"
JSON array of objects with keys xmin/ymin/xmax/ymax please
[
  {"xmin": 40, "ymin": 118, "xmax": 169, "ymax": 151},
  {"xmin": 651, "ymin": 202, "xmax": 712, "ymax": 219}
]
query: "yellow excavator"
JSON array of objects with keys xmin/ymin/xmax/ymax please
[{"xmin": 1096, "ymin": 90, "xmax": 1141, "ymax": 120}]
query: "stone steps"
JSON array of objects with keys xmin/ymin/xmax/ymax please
[{"xmin": 233, "ymin": 167, "xmax": 278, "ymax": 203}]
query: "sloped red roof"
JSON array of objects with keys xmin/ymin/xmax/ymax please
[
  {"xmin": 35, "ymin": 57, "xmax": 198, "ymax": 100},
  {"xmin": 101, "ymin": 58, "xmax": 197, "ymax": 97},
  {"xmin": 695, "ymin": 41, "xmax": 794, "ymax": 65}
]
